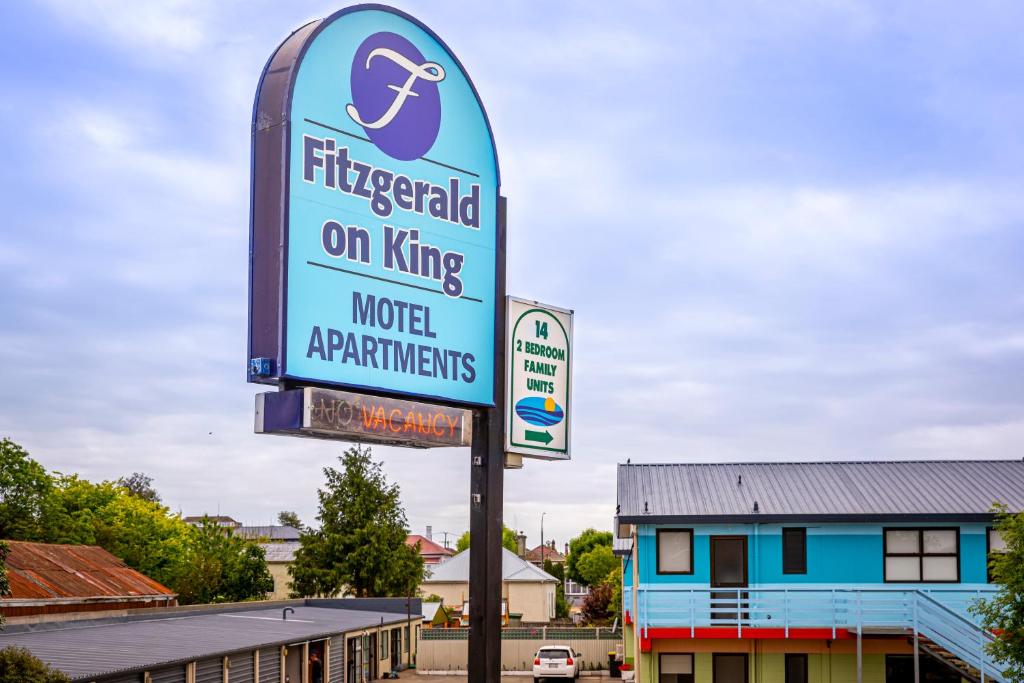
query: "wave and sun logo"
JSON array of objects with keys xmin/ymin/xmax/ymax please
[{"xmin": 515, "ymin": 396, "xmax": 564, "ymax": 427}]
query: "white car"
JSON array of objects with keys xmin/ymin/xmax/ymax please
[{"xmin": 533, "ymin": 645, "xmax": 581, "ymax": 682}]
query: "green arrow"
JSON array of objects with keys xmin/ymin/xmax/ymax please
[{"xmin": 525, "ymin": 430, "xmax": 553, "ymax": 445}]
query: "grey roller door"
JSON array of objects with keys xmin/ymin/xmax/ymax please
[
  {"xmin": 229, "ymin": 650, "xmax": 256, "ymax": 682},
  {"xmin": 259, "ymin": 647, "xmax": 281, "ymax": 683},
  {"xmin": 151, "ymin": 666, "xmax": 187, "ymax": 683},
  {"xmin": 329, "ymin": 636, "xmax": 344, "ymax": 683},
  {"xmin": 196, "ymin": 657, "xmax": 223, "ymax": 683}
]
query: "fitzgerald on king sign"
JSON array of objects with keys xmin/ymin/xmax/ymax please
[{"xmin": 249, "ymin": 6, "xmax": 500, "ymax": 407}]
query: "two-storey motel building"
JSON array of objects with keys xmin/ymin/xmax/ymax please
[{"xmin": 615, "ymin": 460, "xmax": 1024, "ymax": 683}]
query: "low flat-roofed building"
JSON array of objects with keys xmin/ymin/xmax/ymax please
[
  {"xmin": 0, "ymin": 598, "xmax": 422, "ymax": 682},
  {"xmin": 0, "ymin": 540, "xmax": 177, "ymax": 622}
]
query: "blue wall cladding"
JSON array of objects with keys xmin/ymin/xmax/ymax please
[{"xmin": 635, "ymin": 522, "xmax": 992, "ymax": 587}]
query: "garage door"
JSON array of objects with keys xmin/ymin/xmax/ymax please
[
  {"xmin": 258, "ymin": 647, "xmax": 280, "ymax": 683},
  {"xmin": 150, "ymin": 666, "xmax": 187, "ymax": 683},
  {"xmin": 229, "ymin": 651, "xmax": 255, "ymax": 682},
  {"xmin": 195, "ymin": 657, "xmax": 223, "ymax": 683},
  {"xmin": 329, "ymin": 636, "xmax": 344, "ymax": 683}
]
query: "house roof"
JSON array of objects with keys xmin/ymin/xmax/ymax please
[
  {"xmin": 616, "ymin": 460, "xmax": 1024, "ymax": 526},
  {"xmin": 525, "ymin": 544, "xmax": 564, "ymax": 563},
  {"xmin": 0, "ymin": 541, "xmax": 175, "ymax": 603},
  {"xmin": 238, "ymin": 525, "xmax": 302, "ymax": 541},
  {"xmin": 258, "ymin": 541, "xmax": 300, "ymax": 563},
  {"xmin": 613, "ymin": 536, "xmax": 633, "ymax": 557},
  {"xmin": 0, "ymin": 604, "xmax": 409, "ymax": 681},
  {"xmin": 182, "ymin": 515, "xmax": 240, "ymax": 526},
  {"xmin": 422, "ymin": 548, "xmax": 558, "ymax": 583},
  {"xmin": 406, "ymin": 534, "xmax": 453, "ymax": 557}
]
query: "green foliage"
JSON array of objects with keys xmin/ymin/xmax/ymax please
[
  {"xmin": 0, "ymin": 438, "xmax": 53, "ymax": 539},
  {"xmin": 40, "ymin": 475, "xmax": 191, "ymax": 590},
  {"xmin": 606, "ymin": 567, "xmax": 623, "ymax": 622},
  {"xmin": 116, "ymin": 472, "xmax": 160, "ymax": 503},
  {"xmin": 0, "ymin": 541, "xmax": 9, "ymax": 629},
  {"xmin": 566, "ymin": 528, "xmax": 613, "ymax": 586},
  {"xmin": 972, "ymin": 506, "xmax": 1024, "ymax": 680},
  {"xmin": 175, "ymin": 520, "xmax": 274, "ymax": 604},
  {"xmin": 575, "ymin": 545, "xmax": 618, "ymax": 587},
  {"xmin": 0, "ymin": 646, "xmax": 70, "ymax": 682},
  {"xmin": 454, "ymin": 526, "xmax": 518, "ymax": 554},
  {"xmin": 289, "ymin": 446, "xmax": 423, "ymax": 598},
  {"xmin": 0, "ymin": 438, "xmax": 272, "ymax": 606},
  {"xmin": 278, "ymin": 510, "xmax": 303, "ymax": 530}
]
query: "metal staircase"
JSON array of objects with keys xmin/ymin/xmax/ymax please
[{"xmin": 913, "ymin": 591, "xmax": 1001, "ymax": 682}]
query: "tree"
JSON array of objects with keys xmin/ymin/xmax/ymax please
[
  {"xmin": 575, "ymin": 545, "xmax": 618, "ymax": 587},
  {"xmin": 0, "ymin": 646, "xmax": 70, "ymax": 683},
  {"xmin": 116, "ymin": 472, "xmax": 161, "ymax": 503},
  {"xmin": 544, "ymin": 559, "xmax": 570, "ymax": 619},
  {"xmin": 973, "ymin": 506, "xmax": 1024, "ymax": 680},
  {"xmin": 289, "ymin": 446, "xmax": 423, "ymax": 598},
  {"xmin": 606, "ymin": 567, "xmax": 623, "ymax": 622},
  {"xmin": 580, "ymin": 582, "xmax": 614, "ymax": 625},
  {"xmin": 0, "ymin": 438, "xmax": 53, "ymax": 540},
  {"xmin": 40, "ymin": 475, "xmax": 192, "ymax": 590},
  {"xmin": 278, "ymin": 510, "xmax": 303, "ymax": 530},
  {"xmin": 565, "ymin": 528, "xmax": 613, "ymax": 586},
  {"xmin": 174, "ymin": 520, "xmax": 273, "ymax": 604},
  {"xmin": 454, "ymin": 526, "xmax": 519, "ymax": 554},
  {"xmin": 0, "ymin": 541, "xmax": 9, "ymax": 629}
]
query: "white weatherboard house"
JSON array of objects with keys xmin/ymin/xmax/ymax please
[{"xmin": 421, "ymin": 548, "xmax": 559, "ymax": 623}]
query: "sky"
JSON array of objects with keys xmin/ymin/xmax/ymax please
[{"xmin": 1, "ymin": 1, "xmax": 1023, "ymax": 549}]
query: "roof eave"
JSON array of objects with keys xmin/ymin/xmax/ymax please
[{"xmin": 617, "ymin": 512, "xmax": 1000, "ymax": 524}]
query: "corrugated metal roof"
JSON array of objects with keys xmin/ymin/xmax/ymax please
[
  {"xmin": 258, "ymin": 541, "xmax": 299, "ymax": 563},
  {"xmin": 613, "ymin": 537, "xmax": 633, "ymax": 557},
  {"xmin": 237, "ymin": 525, "xmax": 301, "ymax": 541},
  {"xmin": 616, "ymin": 460, "xmax": 1024, "ymax": 522},
  {"xmin": 0, "ymin": 605, "xmax": 409, "ymax": 680},
  {"xmin": 1, "ymin": 541, "xmax": 175, "ymax": 601},
  {"xmin": 422, "ymin": 548, "xmax": 557, "ymax": 583}
]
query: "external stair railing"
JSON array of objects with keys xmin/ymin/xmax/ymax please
[{"xmin": 635, "ymin": 586, "xmax": 1003, "ymax": 681}]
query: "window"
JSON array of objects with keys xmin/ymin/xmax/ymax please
[
  {"xmin": 883, "ymin": 528, "xmax": 959, "ymax": 583},
  {"xmin": 657, "ymin": 529, "xmax": 694, "ymax": 574},
  {"xmin": 785, "ymin": 654, "xmax": 808, "ymax": 683},
  {"xmin": 987, "ymin": 527, "xmax": 1007, "ymax": 583},
  {"xmin": 713, "ymin": 654, "xmax": 748, "ymax": 683},
  {"xmin": 659, "ymin": 654, "xmax": 694, "ymax": 683},
  {"xmin": 782, "ymin": 528, "xmax": 807, "ymax": 574},
  {"xmin": 381, "ymin": 633, "xmax": 388, "ymax": 660},
  {"xmin": 404, "ymin": 625, "xmax": 410, "ymax": 652}
]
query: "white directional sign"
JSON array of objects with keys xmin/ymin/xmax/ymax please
[{"xmin": 505, "ymin": 297, "xmax": 572, "ymax": 460}]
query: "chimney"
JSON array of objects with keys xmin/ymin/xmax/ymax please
[
  {"xmin": 426, "ymin": 525, "xmax": 433, "ymax": 541},
  {"xmin": 516, "ymin": 532, "xmax": 527, "ymax": 558},
  {"xmin": 564, "ymin": 543, "xmax": 569, "ymax": 556}
]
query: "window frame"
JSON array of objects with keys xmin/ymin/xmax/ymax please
[
  {"xmin": 987, "ymin": 526, "xmax": 1007, "ymax": 583},
  {"xmin": 659, "ymin": 653, "xmax": 695, "ymax": 683},
  {"xmin": 882, "ymin": 527, "xmax": 960, "ymax": 584},
  {"xmin": 784, "ymin": 654, "xmax": 808, "ymax": 683},
  {"xmin": 712, "ymin": 653, "xmax": 749, "ymax": 683},
  {"xmin": 782, "ymin": 528, "xmax": 807, "ymax": 575},
  {"xmin": 656, "ymin": 528, "xmax": 695, "ymax": 576}
]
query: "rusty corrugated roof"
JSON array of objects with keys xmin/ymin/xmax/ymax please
[{"xmin": 1, "ymin": 540, "xmax": 175, "ymax": 601}]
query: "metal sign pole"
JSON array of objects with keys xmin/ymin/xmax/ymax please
[{"xmin": 468, "ymin": 197, "xmax": 507, "ymax": 683}]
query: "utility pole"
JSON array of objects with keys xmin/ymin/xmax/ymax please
[{"xmin": 540, "ymin": 512, "xmax": 547, "ymax": 567}]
